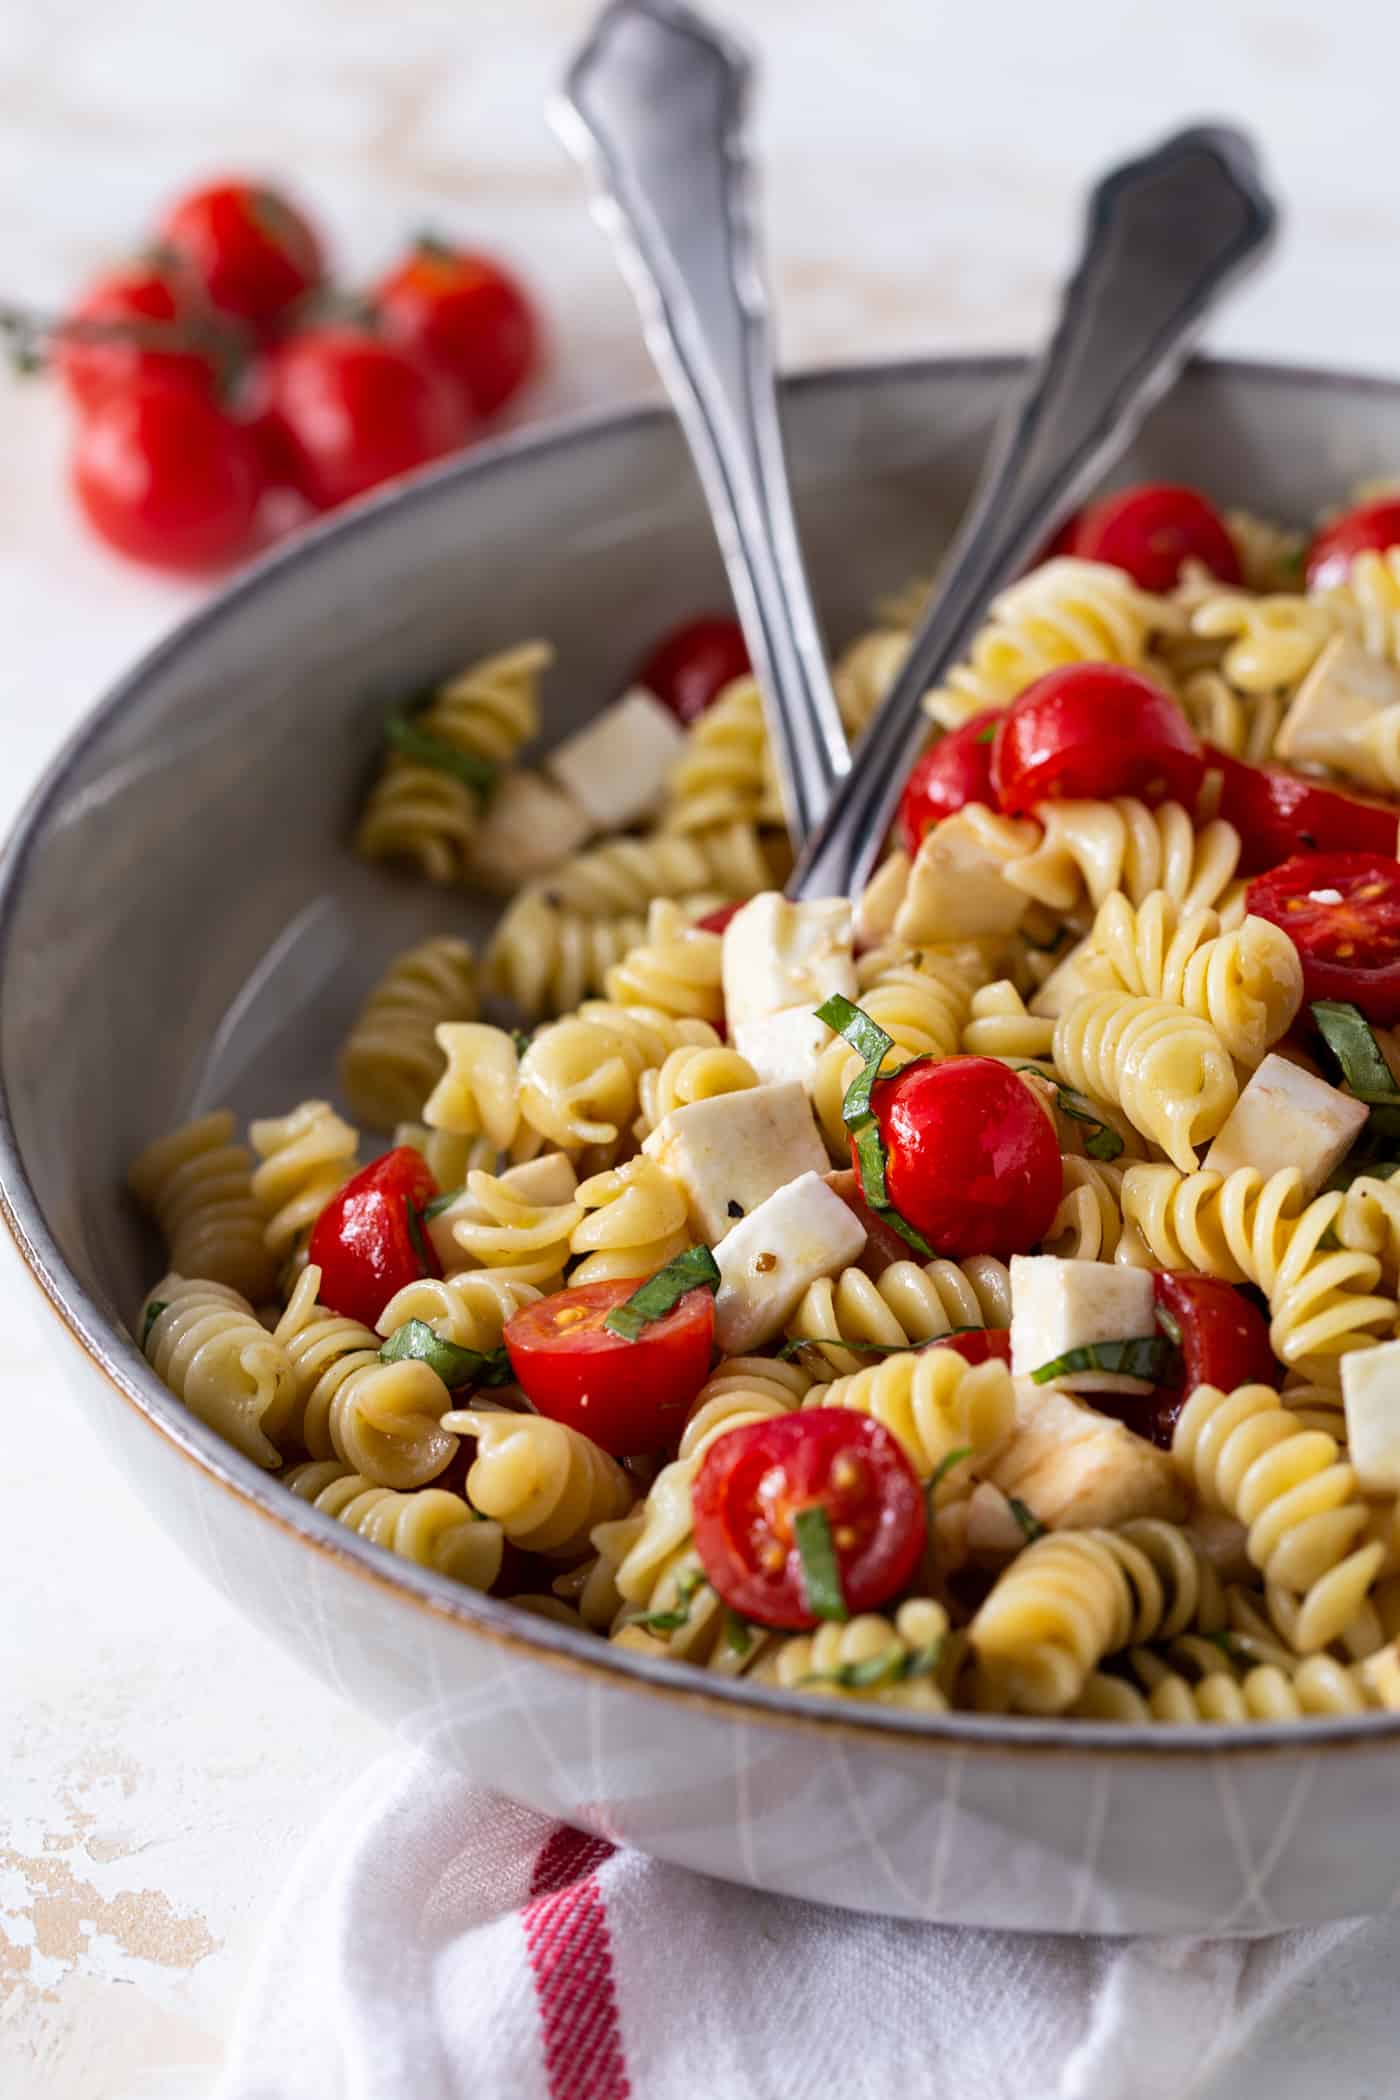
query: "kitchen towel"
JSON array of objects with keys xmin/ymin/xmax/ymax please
[{"xmin": 212, "ymin": 1746, "xmax": 1397, "ymax": 2100}]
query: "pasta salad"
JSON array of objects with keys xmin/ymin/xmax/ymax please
[{"xmin": 129, "ymin": 477, "xmax": 1400, "ymax": 1728}]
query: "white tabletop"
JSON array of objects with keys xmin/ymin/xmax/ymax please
[{"xmin": 7, "ymin": 1, "xmax": 1400, "ymax": 2093}]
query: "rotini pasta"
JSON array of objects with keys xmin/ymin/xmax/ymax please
[
  {"xmin": 1053, "ymin": 988, "xmax": 1238, "ymax": 1171},
  {"xmin": 283, "ymin": 1460, "xmax": 503, "ymax": 1590},
  {"xmin": 998, "ymin": 798, "xmax": 1244, "ymax": 921},
  {"xmin": 804, "ymin": 1345, "xmax": 1017, "ymax": 1490},
  {"xmin": 658, "ymin": 674, "xmax": 782, "ymax": 835},
  {"xmin": 785, "ymin": 1258, "xmax": 1011, "ymax": 1377},
  {"xmin": 274, "ymin": 1266, "xmax": 457, "ymax": 1488},
  {"xmin": 249, "ymin": 1099, "xmax": 359, "ymax": 1263},
  {"xmin": 142, "ymin": 1274, "xmax": 296, "ymax": 1468},
  {"xmin": 601, "ymin": 903, "xmax": 726, "ymax": 1024},
  {"xmin": 751, "ymin": 1599, "xmax": 952, "ymax": 1710},
  {"xmin": 444, "ymin": 1406, "xmax": 633, "ymax": 1557},
  {"xmin": 338, "ymin": 935, "xmax": 479, "ymax": 1128},
  {"xmin": 569, "ymin": 1156, "xmax": 691, "ymax": 1284},
  {"xmin": 438, "ymin": 1166, "xmax": 581, "ymax": 1288},
  {"xmin": 129, "ymin": 1112, "xmax": 276, "ymax": 1303},
  {"xmin": 1085, "ymin": 890, "xmax": 1302, "ymax": 1066}
]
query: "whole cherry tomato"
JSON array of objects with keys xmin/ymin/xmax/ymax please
[
  {"xmin": 694, "ymin": 902, "xmax": 745, "ymax": 935},
  {"xmin": 692, "ymin": 1409, "xmax": 926, "ymax": 1629},
  {"xmin": 1210, "ymin": 748, "xmax": 1400, "ymax": 874},
  {"xmin": 867, "ymin": 1056, "xmax": 1062, "ymax": 1260},
  {"xmin": 158, "ymin": 179, "xmax": 325, "ymax": 331},
  {"xmin": 991, "ymin": 664, "xmax": 1205, "ymax": 817},
  {"xmin": 1068, "ymin": 481, "xmax": 1241, "ymax": 592},
  {"xmin": 636, "ymin": 616, "xmax": 750, "ymax": 725},
  {"xmin": 71, "ymin": 377, "xmax": 263, "ymax": 572},
  {"xmin": 504, "ymin": 1279, "xmax": 714, "ymax": 1455},
  {"xmin": 1246, "ymin": 852, "xmax": 1400, "ymax": 1025},
  {"xmin": 56, "ymin": 260, "xmax": 228, "ymax": 410},
  {"xmin": 307, "ymin": 1146, "xmax": 441, "ymax": 1329},
  {"xmin": 259, "ymin": 325, "xmax": 466, "ymax": 510},
  {"xmin": 898, "ymin": 710, "xmax": 1000, "ymax": 853},
  {"xmin": 1306, "ymin": 499, "xmax": 1400, "ymax": 593},
  {"xmin": 375, "ymin": 239, "xmax": 539, "ymax": 420},
  {"xmin": 1096, "ymin": 1274, "xmax": 1278, "ymax": 1449}
]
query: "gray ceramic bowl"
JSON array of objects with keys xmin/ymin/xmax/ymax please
[{"xmin": 5, "ymin": 355, "xmax": 1399, "ymax": 1937}]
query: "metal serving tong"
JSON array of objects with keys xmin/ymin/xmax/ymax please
[{"xmin": 557, "ymin": 0, "xmax": 1278, "ymax": 900}]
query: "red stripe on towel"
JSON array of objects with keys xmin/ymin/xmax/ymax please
[{"xmin": 524, "ymin": 1827, "xmax": 629, "ymax": 2100}]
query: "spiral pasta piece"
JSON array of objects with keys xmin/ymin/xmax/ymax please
[
  {"xmin": 752, "ymin": 1599, "xmax": 952, "ymax": 1710},
  {"xmin": 1318, "ymin": 547, "xmax": 1400, "ymax": 665},
  {"xmin": 961, "ymin": 979, "xmax": 1057, "ymax": 1066},
  {"xmin": 283, "ymin": 1460, "xmax": 503, "ymax": 1590},
  {"xmin": 1187, "ymin": 592, "xmax": 1335, "ymax": 693},
  {"xmin": 1053, "ymin": 988, "xmax": 1238, "ymax": 1171},
  {"xmin": 635, "ymin": 1042, "xmax": 759, "ymax": 1137},
  {"xmin": 1043, "ymin": 1158, "xmax": 1128, "ymax": 1262},
  {"xmin": 375, "ymin": 1270, "xmax": 541, "ymax": 1350},
  {"xmin": 273, "ymin": 1267, "xmax": 457, "ymax": 1487},
  {"xmin": 518, "ymin": 1016, "xmax": 648, "ymax": 1154},
  {"xmin": 1086, "ymin": 891, "xmax": 1303, "ymax": 1066},
  {"xmin": 442, "ymin": 1168, "xmax": 581, "ymax": 1288},
  {"xmin": 659, "ymin": 675, "xmax": 782, "ymax": 834},
  {"xmin": 997, "ymin": 798, "xmax": 1244, "ymax": 923},
  {"xmin": 786, "ymin": 1258, "xmax": 1011, "ymax": 1377},
  {"xmin": 129, "ymin": 1112, "xmax": 276, "ymax": 1303},
  {"xmin": 601, "ymin": 903, "xmax": 726, "ymax": 1024},
  {"xmin": 141, "ymin": 1275, "xmax": 296, "ymax": 1468},
  {"xmin": 249, "ymin": 1100, "xmax": 359, "ymax": 1263},
  {"xmin": 804, "ymin": 1345, "xmax": 1016, "ymax": 1489},
  {"xmin": 569, "ymin": 1156, "xmax": 691, "ymax": 1284},
  {"xmin": 1073, "ymin": 1650, "xmax": 1387, "ymax": 1723},
  {"xmin": 831, "ymin": 628, "xmax": 910, "ymax": 740},
  {"xmin": 1175, "ymin": 668, "xmax": 1288, "ymax": 765},
  {"xmin": 1332, "ymin": 1168, "xmax": 1400, "ymax": 1288},
  {"xmin": 445, "ymin": 1407, "xmax": 633, "ymax": 1558},
  {"xmin": 339, "ymin": 936, "xmax": 479, "ymax": 1128},
  {"xmin": 678, "ymin": 1353, "xmax": 814, "ymax": 1463}
]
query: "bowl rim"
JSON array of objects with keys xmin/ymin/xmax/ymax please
[{"xmin": 8, "ymin": 347, "xmax": 1400, "ymax": 1760}]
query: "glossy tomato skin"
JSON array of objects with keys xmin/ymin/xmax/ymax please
[
  {"xmin": 57, "ymin": 261, "xmax": 226, "ymax": 410},
  {"xmin": 898, "ymin": 711, "xmax": 1000, "ymax": 852},
  {"xmin": 1098, "ymin": 1274, "xmax": 1278, "ymax": 1450},
  {"xmin": 1306, "ymin": 499, "xmax": 1400, "ymax": 593},
  {"xmin": 870, "ymin": 1056, "xmax": 1062, "ymax": 1261},
  {"xmin": 637, "ymin": 616, "xmax": 750, "ymax": 725},
  {"xmin": 937, "ymin": 1329, "xmax": 1013, "ymax": 1368},
  {"xmin": 307, "ymin": 1147, "xmax": 440, "ymax": 1329},
  {"xmin": 694, "ymin": 902, "xmax": 744, "ymax": 936},
  {"xmin": 159, "ymin": 179, "xmax": 324, "ymax": 330},
  {"xmin": 1247, "ymin": 852, "xmax": 1400, "ymax": 1024},
  {"xmin": 692, "ymin": 1409, "xmax": 926, "ymax": 1629},
  {"xmin": 504, "ymin": 1280, "xmax": 714, "ymax": 1455},
  {"xmin": 1069, "ymin": 481, "xmax": 1241, "ymax": 592},
  {"xmin": 260, "ymin": 326, "xmax": 466, "ymax": 510},
  {"xmin": 375, "ymin": 241, "xmax": 538, "ymax": 420},
  {"xmin": 991, "ymin": 664, "xmax": 1205, "ymax": 817},
  {"xmin": 71, "ymin": 378, "xmax": 263, "ymax": 572},
  {"xmin": 1211, "ymin": 749, "xmax": 1400, "ymax": 874}
]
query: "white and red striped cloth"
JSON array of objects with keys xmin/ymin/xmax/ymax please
[{"xmin": 214, "ymin": 1747, "xmax": 1399, "ymax": 2100}]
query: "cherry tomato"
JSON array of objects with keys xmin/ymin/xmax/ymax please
[
  {"xmin": 936, "ymin": 1329, "xmax": 1013, "ymax": 1368},
  {"xmin": 259, "ymin": 325, "xmax": 466, "ymax": 511},
  {"xmin": 71, "ymin": 377, "xmax": 263, "ymax": 572},
  {"xmin": 158, "ymin": 179, "xmax": 324, "ymax": 331},
  {"xmin": 637, "ymin": 616, "xmax": 750, "ymax": 725},
  {"xmin": 504, "ymin": 1279, "xmax": 714, "ymax": 1455},
  {"xmin": 1068, "ymin": 481, "xmax": 1241, "ymax": 592},
  {"xmin": 868, "ymin": 1056, "xmax": 1062, "ymax": 1260},
  {"xmin": 692, "ymin": 1409, "xmax": 926, "ymax": 1630},
  {"xmin": 307, "ymin": 1147, "xmax": 441, "ymax": 1329},
  {"xmin": 56, "ymin": 260, "xmax": 229, "ymax": 411},
  {"xmin": 1211, "ymin": 748, "xmax": 1400, "ymax": 874},
  {"xmin": 1246, "ymin": 852, "xmax": 1400, "ymax": 1025},
  {"xmin": 824, "ymin": 1169, "xmax": 916, "ymax": 1275},
  {"xmin": 1097, "ymin": 1275, "xmax": 1278, "ymax": 1449},
  {"xmin": 375, "ymin": 239, "xmax": 538, "ymax": 421},
  {"xmin": 991, "ymin": 664, "xmax": 1205, "ymax": 817},
  {"xmin": 1306, "ymin": 499, "xmax": 1400, "ymax": 593},
  {"xmin": 694, "ymin": 902, "xmax": 744, "ymax": 935},
  {"xmin": 898, "ymin": 710, "xmax": 1000, "ymax": 852}
]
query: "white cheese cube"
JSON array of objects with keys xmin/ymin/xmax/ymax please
[
  {"xmin": 642, "ymin": 1081, "xmax": 829, "ymax": 1243},
  {"xmin": 465, "ymin": 769, "xmax": 592, "ymax": 892},
  {"xmin": 894, "ymin": 811, "xmax": 1030, "ymax": 943},
  {"xmin": 544, "ymin": 686, "xmax": 684, "ymax": 832},
  {"xmin": 733, "ymin": 1006, "xmax": 834, "ymax": 1092},
  {"xmin": 712, "ymin": 1171, "xmax": 866, "ymax": 1353},
  {"xmin": 1342, "ymin": 1340, "xmax": 1400, "ymax": 1495},
  {"xmin": 985, "ymin": 1381, "xmax": 1185, "ymax": 1530},
  {"xmin": 1274, "ymin": 637, "xmax": 1400, "ymax": 792},
  {"xmin": 1203, "ymin": 1053, "xmax": 1368, "ymax": 1197},
  {"xmin": 1010, "ymin": 1255, "xmax": 1157, "ymax": 1395},
  {"xmin": 721, "ymin": 893, "xmax": 856, "ymax": 1030}
]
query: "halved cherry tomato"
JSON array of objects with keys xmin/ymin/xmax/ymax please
[
  {"xmin": 307, "ymin": 1146, "xmax": 441, "ymax": 1328},
  {"xmin": 637, "ymin": 616, "xmax": 750, "ymax": 725},
  {"xmin": 504, "ymin": 1279, "xmax": 714, "ymax": 1455},
  {"xmin": 692, "ymin": 1409, "xmax": 926, "ymax": 1630},
  {"xmin": 898, "ymin": 710, "xmax": 1000, "ymax": 852},
  {"xmin": 56, "ymin": 260, "xmax": 229, "ymax": 410},
  {"xmin": 375, "ymin": 239, "xmax": 539, "ymax": 420},
  {"xmin": 1306, "ymin": 499, "xmax": 1400, "ymax": 593},
  {"xmin": 1211, "ymin": 748, "xmax": 1400, "ymax": 874},
  {"xmin": 694, "ymin": 902, "xmax": 744, "ymax": 935},
  {"xmin": 1097, "ymin": 1275, "xmax": 1278, "ymax": 1449},
  {"xmin": 158, "ymin": 179, "xmax": 325, "ymax": 331},
  {"xmin": 259, "ymin": 325, "xmax": 467, "ymax": 510},
  {"xmin": 868, "ymin": 1056, "xmax": 1062, "ymax": 1261},
  {"xmin": 936, "ymin": 1329, "xmax": 1013, "ymax": 1368},
  {"xmin": 1247, "ymin": 852, "xmax": 1400, "ymax": 1024},
  {"xmin": 1068, "ymin": 481, "xmax": 1241, "ymax": 592},
  {"xmin": 991, "ymin": 664, "xmax": 1205, "ymax": 816},
  {"xmin": 71, "ymin": 377, "xmax": 264, "ymax": 572}
]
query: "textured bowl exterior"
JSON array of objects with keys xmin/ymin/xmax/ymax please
[{"xmin": 6, "ymin": 355, "xmax": 1400, "ymax": 1934}]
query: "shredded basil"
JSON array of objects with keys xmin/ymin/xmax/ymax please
[
  {"xmin": 1030, "ymin": 1335, "xmax": 1175, "ymax": 1386},
  {"xmin": 384, "ymin": 705, "xmax": 499, "ymax": 801},
  {"xmin": 929, "ymin": 1445, "xmax": 974, "ymax": 1496},
  {"xmin": 778, "ymin": 1330, "xmax": 981, "ymax": 1363},
  {"xmin": 631, "ymin": 1567, "xmax": 708, "ymax": 1634},
  {"xmin": 603, "ymin": 1245, "xmax": 721, "ymax": 1342},
  {"xmin": 404, "ymin": 1196, "xmax": 433, "ymax": 1274},
  {"xmin": 1312, "ymin": 1000, "xmax": 1400, "ymax": 1104},
  {"xmin": 511, "ymin": 1029, "xmax": 532, "ymax": 1058},
  {"xmin": 816, "ymin": 994, "xmax": 937, "ymax": 1256},
  {"xmin": 378, "ymin": 1318, "xmax": 513, "ymax": 1389},
  {"xmin": 723, "ymin": 1609, "xmax": 755, "ymax": 1657},
  {"xmin": 140, "ymin": 1299, "xmax": 168, "ymax": 1350},
  {"xmin": 801, "ymin": 1635, "xmax": 944, "ymax": 1692},
  {"xmin": 1015, "ymin": 1067, "xmax": 1123, "ymax": 1161},
  {"xmin": 793, "ymin": 1504, "xmax": 848, "ymax": 1623},
  {"xmin": 1007, "ymin": 1496, "xmax": 1047, "ymax": 1545},
  {"xmin": 974, "ymin": 723, "xmax": 999, "ymax": 745},
  {"xmin": 419, "ymin": 1187, "xmax": 463, "ymax": 1222}
]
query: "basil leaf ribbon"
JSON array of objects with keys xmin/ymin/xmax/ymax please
[
  {"xmin": 378, "ymin": 1318, "xmax": 513, "ymax": 1389},
  {"xmin": 1029, "ymin": 1335, "xmax": 1175, "ymax": 1386},
  {"xmin": 1007, "ymin": 1496, "xmax": 1047, "ymax": 1545},
  {"xmin": 403, "ymin": 1196, "xmax": 434, "ymax": 1274},
  {"xmin": 800, "ymin": 1635, "xmax": 944, "ymax": 1692},
  {"xmin": 419, "ymin": 1187, "xmax": 463, "ymax": 1222},
  {"xmin": 384, "ymin": 703, "xmax": 499, "ymax": 802},
  {"xmin": 815, "ymin": 994, "xmax": 937, "ymax": 1256},
  {"xmin": 793, "ymin": 1504, "xmax": 848, "ymax": 1623},
  {"xmin": 603, "ymin": 1245, "xmax": 721, "ymax": 1342},
  {"xmin": 1312, "ymin": 1000, "xmax": 1400, "ymax": 1146},
  {"xmin": 630, "ymin": 1567, "xmax": 709, "ymax": 1635}
]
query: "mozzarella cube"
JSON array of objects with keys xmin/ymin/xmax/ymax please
[
  {"xmin": 854, "ymin": 850, "xmax": 910, "ymax": 948},
  {"xmin": 1342, "ymin": 1340, "xmax": 1400, "ymax": 1495},
  {"xmin": 721, "ymin": 893, "xmax": 856, "ymax": 1030},
  {"xmin": 464, "ymin": 769, "xmax": 592, "ymax": 893},
  {"xmin": 1203, "ymin": 1053, "xmax": 1368, "ymax": 1197},
  {"xmin": 712, "ymin": 1171, "xmax": 866, "ymax": 1353},
  {"xmin": 894, "ymin": 811, "xmax": 1030, "ymax": 943},
  {"xmin": 1274, "ymin": 637, "xmax": 1400, "ymax": 792},
  {"xmin": 1010, "ymin": 1255, "xmax": 1157, "ymax": 1395},
  {"xmin": 544, "ymin": 686, "xmax": 685, "ymax": 832},
  {"xmin": 985, "ymin": 1381, "xmax": 1186, "ymax": 1530},
  {"xmin": 734, "ymin": 1006, "xmax": 834, "ymax": 1092},
  {"xmin": 642, "ymin": 1081, "xmax": 829, "ymax": 1243}
]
